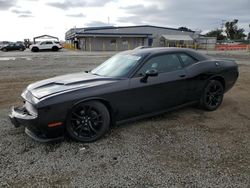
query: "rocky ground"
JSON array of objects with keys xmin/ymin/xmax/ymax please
[{"xmin": 0, "ymin": 49, "xmax": 249, "ymax": 187}]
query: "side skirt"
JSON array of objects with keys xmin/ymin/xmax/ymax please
[{"xmin": 116, "ymin": 101, "xmax": 198, "ymax": 126}]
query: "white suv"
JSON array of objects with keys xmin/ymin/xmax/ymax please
[{"xmin": 30, "ymin": 41, "xmax": 62, "ymax": 52}]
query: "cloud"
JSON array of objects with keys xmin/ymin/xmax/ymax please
[
  {"xmin": 46, "ymin": 0, "xmax": 113, "ymax": 10},
  {"xmin": 66, "ymin": 13, "xmax": 85, "ymax": 17},
  {"xmin": 11, "ymin": 7, "xmax": 33, "ymax": 17},
  {"xmin": 44, "ymin": 26, "xmax": 54, "ymax": 29},
  {"xmin": 119, "ymin": 0, "xmax": 250, "ymax": 32},
  {"xmin": 85, "ymin": 21, "xmax": 113, "ymax": 27},
  {"xmin": 11, "ymin": 9, "xmax": 32, "ymax": 14},
  {"xmin": 116, "ymin": 16, "xmax": 144, "ymax": 25},
  {"xmin": 0, "ymin": 0, "xmax": 17, "ymax": 10},
  {"xmin": 47, "ymin": 1, "xmax": 85, "ymax": 10},
  {"xmin": 18, "ymin": 14, "xmax": 34, "ymax": 17},
  {"xmin": 86, "ymin": 0, "xmax": 115, "ymax": 7},
  {"xmin": 119, "ymin": 4, "xmax": 162, "ymax": 25}
]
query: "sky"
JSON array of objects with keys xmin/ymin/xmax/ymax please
[{"xmin": 0, "ymin": 0, "xmax": 249, "ymax": 41}]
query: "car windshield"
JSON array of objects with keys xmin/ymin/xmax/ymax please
[{"xmin": 91, "ymin": 54, "xmax": 142, "ymax": 77}]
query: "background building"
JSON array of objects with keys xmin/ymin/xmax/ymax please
[
  {"xmin": 33, "ymin": 34, "xmax": 59, "ymax": 43},
  {"xmin": 196, "ymin": 36, "xmax": 217, "ymax": 50},
  {"xmin": 65, "ymin": 25, "xmax": 199, "ymax": 51}
]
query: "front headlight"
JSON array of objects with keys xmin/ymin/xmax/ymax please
[
  {"xmin": 25, "ymin": 101, "xmax": 38, "ymax": 117},
  {"xmin": 22, "ymin": 89, "xmax": 39, "ymax": 104}
]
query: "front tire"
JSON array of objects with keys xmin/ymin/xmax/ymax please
[
  {"xmin": 66, "ymin": 101, "xmax": 110, "ymax": 142},
  {"xmin": 31, "ymin": 47, "xmax": 39, "ymax": 52},
  {"xmin": 200, "ymin": 80, "xmax": 224, "ymax": 111},
  {"xmin": 52, "ymin": 46, "xmax": 59, "ymax": 51}
]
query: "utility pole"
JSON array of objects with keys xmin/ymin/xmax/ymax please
[{"xmin": 221, "ymin": 20, "xmax": 226, "ymax": 42}]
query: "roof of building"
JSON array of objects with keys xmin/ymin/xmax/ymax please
[
  {"xmin": 33, "ymin": 35, "xmax": 59, "ymax": 42},
  {"xmin": 65, "ymin": 25, "xmax": 195, "ymax": 40},
  {"xmin": 75, "ymin": 32, "xmax": 151, "ymax": 37},
  {"xmin": 34, "ymin": 34, "xmax": 58, "ymax": 39},
  {"xmin": 161, "ymin": 35, "xmax": 193, "ymax": 41},
  {"xmin": 82, "ymin": 26, "xmax": 115, "ymax": 31},
  {"xmin": 78, "ymin": 25, "xmax": 194, "ymax": 33}
]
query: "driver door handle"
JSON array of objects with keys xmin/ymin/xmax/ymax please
[{"xmin": 179, "ymin": 74, "xmax": 186, "ymax": 78}]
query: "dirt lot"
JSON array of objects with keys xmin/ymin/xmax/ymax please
[{"xmin": 0, "ymin": 49, "xmax": 249, "ymax": 187}]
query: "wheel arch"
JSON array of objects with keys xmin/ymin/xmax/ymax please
[
  {"xmin": 209, "ymin": 75, "xmax": 225, "ymax": 90},
  {"xmin": 69, "ymin": 97, "xmax": 115, "ymax": 126},
  {"xmin": 31, "ymin": 46, "xmax": 39, "ymax": 51}
]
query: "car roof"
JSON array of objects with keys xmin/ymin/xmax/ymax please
[
  {"xmin": 39, "ymin": 41, "xmax": 55, "ymax": 43},
  {"xmin": 121, "ymin": 47, "xmax": 209, "ymax": 61}
]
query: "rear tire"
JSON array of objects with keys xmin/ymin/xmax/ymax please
[
  {"xmin": 2, "ymin": 48, "xmax": 7, "ymax": 52},
  {"xmin": 200, "ymin": 80, "xmax": 224, "ymax": 111},
  {"xmin": 66, "ymin": 101, "xmax": 110, "ymax": 142}
]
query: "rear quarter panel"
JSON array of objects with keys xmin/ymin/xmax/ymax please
[
  {"xmin": 185, "ymin": 58, "xmax": 238, "ymax": 102},
  {"xmin": 185, "ymin": 60, "xmax": 222, "ymax": 101},
  {"xmin": 217, "ymin": 60, "xmax": 239, "ymax": 92}
]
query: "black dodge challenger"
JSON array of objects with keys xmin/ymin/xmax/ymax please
[{"xmin": 9, "ymin": 48, "xmax": 238, "ymax": 142}]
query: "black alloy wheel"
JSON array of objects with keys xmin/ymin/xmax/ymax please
[
  {"xmin": 201, "ymin": 80, "xmax": 224, "ymax": 111},
  {"xmin": 2, "ymin": 48, "xmax": 7, "ymax": 52},
  {"xmin": 52, "ymin": 46, "xmax": 58, "ymax": 51},
  {"xmin": 66, "ymin": 101, "xmax": 110, "ymax": 142}
]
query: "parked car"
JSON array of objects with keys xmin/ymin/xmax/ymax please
[
  {"xmin": 0, "ymin": 41, "xmax": 10, "ymax": 49},
  {"xmin": 9, "ymin": 48, "xmax": 238, "ymax": 142},
  {"xmin": 30, "ymin": 41, "xmax": 62, "ymax": 52},
  {"xmin": 16, "ymin": 41, "xmax": 25, "ymax": 45},
  {"xmin": 0, "ymin": 42, "xmax": 26, "ymax": 51}
]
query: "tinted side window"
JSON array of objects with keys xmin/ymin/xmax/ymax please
[
  {"xmin": 179, "ymin": 53, "xmax": 197, "ymax": 67},
  {"xmin": 46, "ymin": 41, "xmax": 53, "ymax": 44},
  {"xmin": 137, "ymin": 54, "xmax": 182, "ymax": 75}
]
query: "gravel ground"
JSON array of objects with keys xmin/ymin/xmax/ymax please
[{"xmin": 0, "ymin": 49, "xmax": 249, "ymax": 187}]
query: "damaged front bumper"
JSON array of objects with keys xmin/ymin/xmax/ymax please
[
  {"xmin": 9, "ymin": 106, "xmax": 64, "ymax": 142},
  {"xmin": 9, "ymin": 106, "xmax": 37, "ymax": 127}
]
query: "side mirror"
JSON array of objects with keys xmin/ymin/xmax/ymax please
[{"xmin": 140, "ymin": 69, "xmax": 158, "ymax": 83}]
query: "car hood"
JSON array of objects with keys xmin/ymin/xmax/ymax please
[
  {"xmin": 26, "ymin": 72, "xmax": 118, "ymax": 99},
  {"xmin": 0, "ymin": 44, "xmax": 8, "ymax": 49}
]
